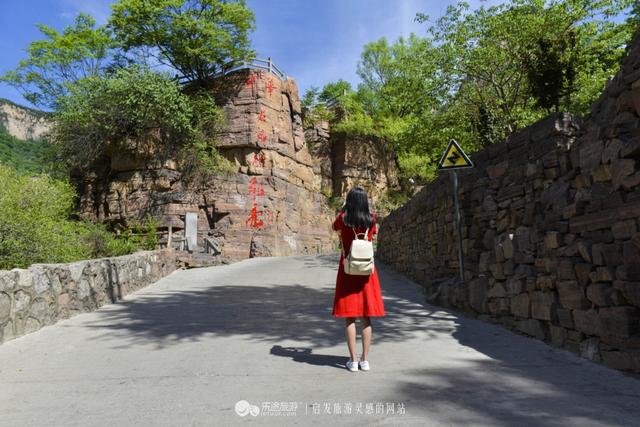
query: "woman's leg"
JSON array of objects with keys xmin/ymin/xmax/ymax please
[
  {"xmin": 345, "ymin": 317, "xmax": 358, "ymax": 361},
  {"xmin": 360, "ymin": 316, "xmax": 372, "ymax": 361}
]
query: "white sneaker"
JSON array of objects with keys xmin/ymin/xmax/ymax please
[
  {"xmin": 358, "ymin": 360, "xmax": 370, "ymax": 371},
  {"xmin": 346, "ymin": 360, "xmax": 358, "ymax": 372}
]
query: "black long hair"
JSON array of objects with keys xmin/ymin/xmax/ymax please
[{"xmin": 342, "ymin": 187, "xmax": 375, "ymax": 228}]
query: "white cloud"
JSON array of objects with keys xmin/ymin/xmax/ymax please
[{"xmin": 58, "ymin": 0, "xmax": 113, "ymax": 24}]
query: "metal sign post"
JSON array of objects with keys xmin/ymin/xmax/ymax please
[
  {"xmin": 437, "ymin": 139, "xmax": 474, "ymax": 283},
  {"xmin": 451, "ymin": 170, "xmax": 465, "ymax": 282}
]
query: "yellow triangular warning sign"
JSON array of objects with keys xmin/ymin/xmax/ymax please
[{"xmin": 437, "ymin": 139, "xmax": 474, "ymax": 170}]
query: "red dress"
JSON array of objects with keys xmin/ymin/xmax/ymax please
[{"xmin": 332, "ymin": 211, "xmax": 386, "ymax": 317}]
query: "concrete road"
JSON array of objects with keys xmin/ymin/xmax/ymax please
[{"xmin": 1, "ymin": 255, "xmax": 640, "ymax": 427}]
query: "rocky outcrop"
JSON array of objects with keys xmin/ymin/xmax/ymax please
[
  {"xmin": 0, "ymin": 99, "xmax": 51, "ymax": 140},
  {"xmin": 305, "ymin": 120, "xmax": 333, "ymax": 195},
  {"xmin": 378, "ymin": 32, "xmax": 640, "ymax": 373},
  {"xmin": 0, "ymin": 249, "xmax": 176, "ymax": 345},
  {"xmin": 77, "ymin": 69, "xmax": 336, "ymax": 260},
  {"xmin": 305, "ymin": 121, "xmax": 401, "ymax": 206},
  {"xmin": 330, "ymin": 132, "xmax": 400, "ymax": 204}
]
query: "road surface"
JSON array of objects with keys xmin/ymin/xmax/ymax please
[{"xmin": 1, "ymin": 255, "xmax": 640, "ymax": 426}]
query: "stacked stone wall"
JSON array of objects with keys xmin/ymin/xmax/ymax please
[
  {"xmin": 378, "ymin": 33, "xmax": 640, "ymax": 373},
  {"xmin": 0, "ymin": 249, "xmax": 176, "ymax": 345}
]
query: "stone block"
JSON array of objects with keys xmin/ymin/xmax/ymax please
[
  {"xmin": 612, "ymin": 220, "xmax": 636, "ymax": 240},
  {"xmin": 545, "ymin": 232, "xmax": 560, "ymax": 249},
  {"xmin": 0, "ymin": 292, "xmax": 11, "ymax": 323},
  {"xmin": 611, "ymin": 159, "xmax": 635, "ymax": 190},
  {"xmin": 487, "ymin": 282, "xmax": 507, "ymax": 298},
  {"xmin": 556, "ymin": 259, "xmax": 576, "ymax": 280},
  {"xmin": 469, "ymin": 277, "xmax": 489, "ymax": 313},
  {"xmin": 555, "ymin": 308, "xmax": 574, "ymax": 329},
  {"xmin": 601, "ymin": 243, "xmax": 623, "ymax": 265},
  {"xmin": 602, "ymin": 138, "xmax": 622, "ymax": 163},
  {"xmin": 549, "ymin": 325, "xmax": 567, "ymax": 346},
  {"xmin": 557, "ymin": 280, "xmax": 590, "ymax": 309},
  {"xmin": 572, "ymin": 309, "xmax": 602, "ymax": 336},
  {"xmin": 510, "ymin": 293, "xmax": 530, "ymax": 318},
  {"xmin": 616, "ymin": 265, "xmax": 640, "ymax": 281},
  {"xmin": 586, "ymin": 283, "xmax": 621, "ymax": 307},
  {"xmin": 595, "ymin": 266, "xmax": 615, "ymax": 282},
  {"xmin": 612, "ymin": 280, "xmax": 640, "ymax": 305},
  {"xmin": 591, "ymin": 243, "xmax": 604, "ymax": 265},
  {"xmin": 580, "ymin": 337, "xmax": 601, "ymax": 362},
  {"xmin": 506, "ymin": 278, "xmax": 524, "ymax": 296},
  {"xmin": 487, "ymin": 298, "xmax": 510, "ymax": 315},
  {"xmin": 623, "ymin": 241, "xmax": 640, "ymax": 265},
  {"xmin": 516, "ymin": 319, "xmax": 547, "ymax": 340},
  {"xmin": 531, "ymin": 291, "xmax": 557, "ymax": 321},
  {"xmin": 599, "ymin": 306, "xmax": 640, "ymax": 338},
  {"xmin": 536, "ymin": 275, "xmax": 555, "ymax": 291},
  {"xmin": 578, "ymin": 132, "xmax": 603, "ymax": 172}
]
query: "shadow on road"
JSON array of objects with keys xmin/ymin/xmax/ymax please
[
  {"xmin": 78, "ymin": 259, "xmax": 453, "ymax": 350},
  {"xmin": 270, "ymin": 345, "xmax": 347, "ymax": 369},
  {"xmin": 375, "ymin": 265, "xmax": 640, "ymax": 427},
  {"xmin": 52, "ymin": 256, "xmax": 640, "ymax": 425}
]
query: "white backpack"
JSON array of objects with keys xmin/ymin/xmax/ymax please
[{"xmin": 343, "ymin": 227, "xmax": 375, "ymax": 275}]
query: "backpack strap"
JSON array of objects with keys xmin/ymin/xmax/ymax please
[
  {"xmin": 353, "ymin": 227, "xmax": 369, "ymax": 240},
  {"xmin": 341, "ymin": 226, "xmax": 371, "ymax": 258}
]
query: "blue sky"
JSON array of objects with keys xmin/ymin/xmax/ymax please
[{"xmin": 0, "ymin": 0, "xmax": 489, "ymax": 108}]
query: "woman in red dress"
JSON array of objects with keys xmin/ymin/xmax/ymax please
[{"xmin": 332, "ymin": 187, "xmax": 386, "ymax": 372}]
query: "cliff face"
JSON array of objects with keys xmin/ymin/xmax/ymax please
[
  {"xmin": 0, "ymin": 99, "xmax": 50, "ymax": 140},
  {"xmin": 77, "ymin": 70, "xmax": 336, "ymax": 260},
  {"xmin": 305, "ymin": 121, "xmax": 401, "ymax": 207}
]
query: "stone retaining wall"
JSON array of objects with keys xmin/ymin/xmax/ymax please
[
  {"xmin": 0, "ymin": 249, "xmax": 176, "ymax": 345},
  {"xmin": 378, "ymin": 33, "xmax": 640, "ymax": 373}
]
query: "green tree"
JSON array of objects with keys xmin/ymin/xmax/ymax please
[
  {"xmin": 0, "ymin": 14, "xmax": 116, "ymax": 109},
  {"xmin": 51, "ymin": 66, "xmax": 226, "ymax": 174},
  {"xmin": 523, "ymin": 30, "xmax": 579, "ymax": 112},
  {"xmin": 327, "ymin": 0, "xmax": 636, "ymax": 184},
  {"xmin": 109, "ymin": 0, "xmax": 256, "ymax": 86}
]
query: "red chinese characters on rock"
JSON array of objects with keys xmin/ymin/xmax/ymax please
[
  {"xmin": 250, "ymin": 152, "xmax": 266, "ymax": 167},
  {"xmin": 244, "ymin": 71, "xmax": 263, "ymax": 96},
  {"xmin": 245, "ymin": 176, "xmax": 273, "ymax": 229},
  {"xmin": 265, "ymin": 77, "xmax": 275, "ymax": 96},
  {"xmin": 248, "ymin": 176, "xmax": 266, "ymax": 197},
  {"xmin": 257, "ymin": 128, "xmax": 268, "ymax": 145},
  {"xmin": 245, "ymin": 70, "xmax": 264, "ymax": 87},
  {"xmin": 258, "ymin": 109, "xmax": 266, "ymax": 122},
  {"xmin": 245, "ymin": 203, "xmax": 265, "ymax": 229}
]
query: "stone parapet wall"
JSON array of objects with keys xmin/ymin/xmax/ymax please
[
  {"xmin": 378, "ymin": 33, "xmax": 640, "ymax": 373},
  {"xmin": 0, "ymin": 249, "xmax": 176, "ymax": 345}
]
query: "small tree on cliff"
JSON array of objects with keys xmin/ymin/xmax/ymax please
[
  {"xmin": 109, "ymin": 0, "xmax": 256, "ymax": 86},
  {"xmin": 51, "ymin": 66, "xmax": 227, "ymax": 174}
]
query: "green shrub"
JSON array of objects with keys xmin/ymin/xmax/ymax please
[
  {"xmin": 0, "ymin": 164, "xmax": 90, "ymax": 269},
  {"xmin": 0, "ymin": 164, "xmax": 160, "ymax": 270}
]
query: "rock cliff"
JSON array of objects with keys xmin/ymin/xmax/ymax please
[
  {"xmin": 0, "ymin": 99, "xmax": 50, "ymax": 140},
  {"xmin": 305, "ymin": 121, "xmax": 401, "ymax": 207},
  {"xmin": 77, "ymin": 69, "xmax": 336, "ymax": 260}
]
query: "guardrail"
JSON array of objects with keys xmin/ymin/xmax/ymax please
[
  {"xmin": 224, "ymin": 57, "xmax": 287, "ymax": 81},
  {"xmin": 178, "ymin": 57, "xmax": 288, "ymax": 84}
]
